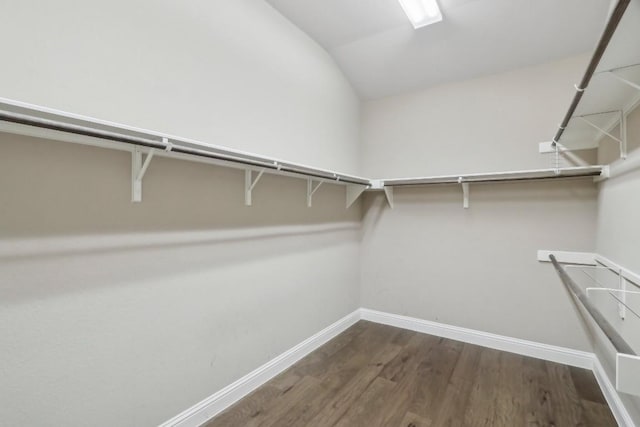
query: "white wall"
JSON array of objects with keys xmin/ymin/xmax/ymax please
[
  {"xmin": 0, "ymin": 0, "xmax": 360, "ymax": 174},
  {"xmin": 1, "ymin": 1, "xmax": 634, "ymax": 424},
  {"xmin": 0, "ymin": 134, "xmax": 361, "ymax": 427},
  {"xmin": 597, "ymin": 106, "xmax": 640, "ymax": 273},
  {"xmin": 360, "ymin": 56, "xmax": 600, "ymax": 351},
  {"xmin": 361, "ymin": 54, "xmax": 590, "ymax": 178},
  {"xmin": 361, "ymin": 181, "xmax": 598, "ymax": 350},
  {"xmin": 595, "ymin": 106, "xmax": 640, "ymax": 423},
  {"xmin": 0, "ymin": 1, "xmax": 361, "ymax": 426}
]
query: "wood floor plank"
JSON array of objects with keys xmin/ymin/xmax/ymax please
[
  {"xmin": 291, "ymin": 320, "xmax": 372, "ymax": 378},
  {"xmin": 204, "ymin": 371, "xmax": 301, "ymax": 427},
  {"xmin": 204, "ymin": 321, "xmax": 619, "ymax": 427},
  {"xmin": 581, "ymin": 399, "xmax": 618, "ymax": 426},
  {"xmin": 569, "ymin": 366, "xmax": 608, "ymax": 404},
  {"xmin": 545, "ymin": 362, "xmax": 586, "ymax": 426},
  {"xmin": 493, "ymin": 352, "xmax": 526, "ymax": 425},
  {"xmin": 333, "ymin": 376, "xmax": 397, "ymax": 427},
  {"xmin": 463, "ymin": 347, "xmax": 502, "ymax": 426},
  {"xmin": 295, "ymin": 321, "xmax": 375, "ymax": 370},
  {"xmin": 399, "ymin": 411, "xmax": 432, "ymax": 427},
  {"xmin": 522, "ymin": 357, "xmax": 557, "ymax": 427},
  {"xmin": 270, "ymin": 325, "xmax": 403, "ymax": 426},
  {"xmin": 431, "ymin": 343, "xmax": 483, "ymax": 427},
  {"xmin": 306, "ymin": 342, "xmax": 402, "ymax": 426},
  {"xmin": 293, "ymin": 321, "xmax": 396, "ymax": 383},
  {"xmin": 379, "ymin": 333, "xmax": 436, "ymax": 384},
  {"xmin": 408, "ymin": 337, "xmax": 464, "ymax": 420},
  {"xmin": 390, "ymin": 327, "xmax": 417, "ymax": 347},
  {"xmin": 378, "ymin": 334, "xmax": 444, "ymax": 427},
  {"xmin": 203, "ymin": 384, "xmax": 283, "ymax": 427},
  {"xmin": 231, "ymin": 375, "xmax": 321, "ymax": 427},
  {"xmin": 254, "ymin": 376, "xmax": 325, "ymax": 427}
]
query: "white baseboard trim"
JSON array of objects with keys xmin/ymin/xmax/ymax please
[
  {"xmin": 361, "ymin": 308, "xmax": 636, "ymax": 427},
  {"xmin": 160, "ymin": 308, "xmax": 636, "ymax": 427},
  {"xmin": 158, "ymin": 309, "xmax": 361, "ymax": 427},
  {"xmin": 593, "ymin": 357, "xmax": 636, "ymax": 427},
  {"xmin": 360, "ymin": 308, "xmax": 594, "ymax": 369}
]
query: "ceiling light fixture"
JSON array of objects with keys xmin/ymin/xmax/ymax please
[{"xmin": 397, "ymin": 0, "xmax": 443, "ymax": 29}]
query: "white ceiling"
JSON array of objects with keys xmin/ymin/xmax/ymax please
[{"xmin": 265, "ymin": 0, "xmax": 612, "ymax": 99}]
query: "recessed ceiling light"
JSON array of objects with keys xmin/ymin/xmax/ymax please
[{"xmin": 397, "ymin": 0, "xmax": 443, "ymax": 29}]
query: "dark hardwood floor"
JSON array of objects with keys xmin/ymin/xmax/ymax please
[{"xmin": 205, "ymin": 321, "xmax": 617, "ymax": 427}]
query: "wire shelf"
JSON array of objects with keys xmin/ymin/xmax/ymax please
[{"xmin": 564, "ymin": 264, "xmax": 640, "ymax": 354}]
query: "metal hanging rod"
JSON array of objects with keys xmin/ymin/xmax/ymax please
[
  {"xmin": 381, "ymin": 166, "xmax": 604, "ymax": 187},
  {"xmin": 0, "ymin": 104, "xmax": 370, "ymax": 187},
  {"xmin": 0, "ymin": 98, "xmax": 608, "ymax": 205},
  {"xmin": 549, "ymin": 255, "xmax": 636, "ymax": 356},
  {"xmin": 552, "ymin": 0, "xmax": 631, "ymax": 146}
]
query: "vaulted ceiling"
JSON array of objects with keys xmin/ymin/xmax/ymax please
[{"xmin": 265, "ymin": 0, "xmax": 612, "ymax": 99}]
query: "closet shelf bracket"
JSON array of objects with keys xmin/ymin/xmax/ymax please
[
  {"xmin": 576, "ymin": 111, "xmax": 627, "ymax": 159},
  {"xmin": 383, "ymin": 186, "xmax": 394, "ymax": 209},
  {"xmin": 131, "ymin": 142, "xmax": 160, "ymax": 203},
  {"xmin": 346, "ymin": 184, "xmax": 367, "ymax": 209},
  {"xmin": 245, "ymin": 169, "xmax": 265, "ymax": 206},
  {"xmin": 306, "ymin": 179, "xmax": 323, "ymax": 207},
  {"xmin": 604, "ymin": 69, "xmax": 640, "ymax": 92},
  {"xmin": 459, "ymin": 178, "xmax": 470, "ymax": 209}
]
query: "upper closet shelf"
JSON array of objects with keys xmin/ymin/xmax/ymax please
[
  {"xmin": 380, "ymin": 166, "xmax": 604, "ymax": 187},
  {"xmin": 553, "ymin": 0, "xmax": 640, "ymax": 155},
  {"xmin": 0, "ymin": 97, "xmax": 370, "ymax": 187},
  {"xmin": 0, "ymin": 96, "xmax": 607, "ymax": 209},
  {"xmin": 0, "ymin": 97, "xmax": 372, "ymax": 206}
]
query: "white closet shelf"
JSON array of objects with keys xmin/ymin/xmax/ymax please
[
  {"xmin": 0, "ymin": 97, "xmax": 606, "ymax": 208},
  {"xmin": 381, "ymin": 166, "xmax": 604, "ymax": 186},
  {"xmin": 0, "ymin": 97, "xmax": 370, "ymax": 187},
  {"xmin": 551, "ymin": 255, "xmax": 640, "ymax": 398}
]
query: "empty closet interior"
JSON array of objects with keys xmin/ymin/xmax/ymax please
[{"xmin": 0, "ymin": 0, "xmax": 639, "ymax": 426}]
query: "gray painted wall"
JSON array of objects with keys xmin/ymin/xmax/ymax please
[
  {"xmin": 359, "ymin": 56, "xmax": 600, "ymax": 351},
  {"xmin": 0, "ymin": 1, "xmax": 361, "ymax": 425},
  {"xmin": 0, "ymin": 0, "xmax": 361, "ymax": 174},
  {"xmin": 361, "ymin": 54, "xmax": 590, "ymax": 178},
  {"xmin": 360, "ymin": 181, "xmax": 598, "ymax": 350},
  {"xmin": 0, "ymin": 134, "xmax": 361, "ymax": 427},
  {"xmin": 1, "ymin": 0, "xmax": 637, "ymax": 425}
]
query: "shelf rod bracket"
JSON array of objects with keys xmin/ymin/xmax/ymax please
[
  {"xmin": 619, "ymin": 269, "xmax": 627, "ymax": 320},
  {"xmin": 383, "ymin": 186, "xmax": 394, "ymax": 209},
  {"xmin": 346, "ymin": 184, "xmax": 367, "ymax": 209},
  {"xmin": 137, "ymin": 149, "xmax": 155, "ymax": 182},
  {"xmin": 576, "ymin": 113, "xmax": 626, "ymax": 159},
  {"xmin": 620, "ymin": 110, "xmax": 628, "ymax": 159},
  {"xmin": 606, "ymin": 70, "xmax": 640, "ymax": 91},
  {"xmin": 459, "ymin": 178, "xmax": 470, "ymax": 209},
  {"xmin": 306, "ymin": 179, "xmax": 323, "ymax": 207},
  {"xmin": 132, "ymin": 147, "xmax": 157, "ymax": 203},
  {"xmin": 244, "ymin": 169, "xmax": 265, "ymax": 206}
]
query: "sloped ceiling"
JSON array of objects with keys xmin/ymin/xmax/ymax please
[{"xmin": 265, "ymin": 0, "xmax": 612, "ymax": 99}]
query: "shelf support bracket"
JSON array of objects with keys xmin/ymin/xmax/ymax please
[
  {"xmin": 459, "ymin": 178, "xmax": 469, "ymax": 209},
  {"xmin": 606, "ymin": 70, "xmax": 640, "ymax": 92},
  {"xmin": 244, "ymin": 169, "xmax": 265, "ymax": 206},
  {"xmin": 619, "ymin": 272, "xmax": 627, "ymax": 320},
  {"xmin": 306, "ymin": 179, "xmax": 323, "ymax": 207},
  {"xmin": 620, "ymin": 110, "xmax": 628, "ymax": 159},
  {"xmin": 576, "ymin": 112, "xmax": 626, "ymax": 159},
  {"xmin": 131, "ymin": 147, "xmax": 156, "ymax": 203},
  {"xmin": 346, "ymin": 184, "xmax": 367, "ymax": 209},
  {"xmin": 383, "ymin": 186, "xmax": 394, "ymax": 209}
]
